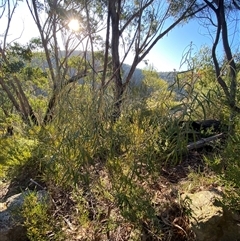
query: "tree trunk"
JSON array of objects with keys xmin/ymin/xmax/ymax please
[
  {"xmin": 43, "ymin": 92, "xmax": 58, "ymax": 124},
  {"xmin": 209, "ymin": 0, "xmax": 238, "ymax": 133},
  {"xmin": 109, "ymin": 0, "xmax": 125, "ymax": 121},
  {"xmin": 0, "ymin": 77, "xmax": 39, "ymax": 125},
  {"xmin": 219, "ymin": 0, "xmax": 237, "ymax": 133}
]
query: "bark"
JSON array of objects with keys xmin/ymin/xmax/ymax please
[
  {"xmin": 210, "ymin": 4, "xmax": 231, "ymax": 100},
  {"xmin": 108, "ymin": 0, "xmax": 124, "ymax": 121},
  {"xmin": 0, "ymin": 78, "xmax": 21, "ymax": 113},
  {"xmin": 205, "ymin": 0, "xmax": 237, "ymax": 107},
  {"xmin": 0, "ymin": 76, "xmax": 39, "ymax": 125},
  {"xmin": 204, "ymin": 0, "xmax": 240, "ymax": 133},
  {"xmin": 85, "ymin": 1, "xmax": 96, "ymax": 90},
  {"xmin": 219, "ymin": 0, "xmax": 238, "ymax": 133},
  {"xmin": 43, "ymin": 92, "xmax": 58, "ymax": 124},
  {"xmin": 28, "ymin": 0, "xmax": 56, "ymax": 86},
  {"xmin": 14, "ymin": 76, "xmax": 39, "ymax": 125},
  {"xmin": 101, "ymin": 7, "xmax": 111, "ymax": 87},
  {"xmin": 219, "ymin": 0, "xmax": 237, "ymax": 108}
]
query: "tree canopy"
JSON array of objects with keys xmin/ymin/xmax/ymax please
[{"xmin": 0, "ymin": 0, "xmax": 240, "ymax": 125}]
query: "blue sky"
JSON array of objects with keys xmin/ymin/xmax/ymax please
[
  {"xmin": 151, "ymin": 22, "xmax": 211, "ymax": 70},
  {"xmin": 134, "ymin": 20, "xmax": 213, "ymax": 71},
  {"xmin": 136, "ymin": 18, "xmax": 239, "ymax": 71},
  {"xmin": 1, "ymin": 2, "xmax": 239, "ymax": 72}
]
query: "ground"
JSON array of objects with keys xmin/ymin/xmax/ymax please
[{"xmin": 0, "ymin": 149, "xmax": 220, "ymax": 241}]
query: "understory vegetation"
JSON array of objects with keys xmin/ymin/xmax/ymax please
[
  {"xmin": 1, "ymin": 62, "xmax": 240, "ymax": 240},
  {"xmin": 1, "ymin": 0, "xmax": 240, "ymax": 240}
]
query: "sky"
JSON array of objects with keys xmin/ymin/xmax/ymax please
[
  {"xmin": 134, "ymin": 20, "xmax": 213, "ymax": 71},
  {"xmin": 135, "ymin": 13, "xmax": 240, "ymax": 71},
  {"xmin": 1, "ymin": 1, "xmax": 239, "ymax": 72}
]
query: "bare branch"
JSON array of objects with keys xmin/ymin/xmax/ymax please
[
  {"xmin": 232, "ymin": 0, "xmax": 240, "ymax": 10},
  {"xmin": 3, "ymin": 0, "xmax": 18, "ymax": 50}
]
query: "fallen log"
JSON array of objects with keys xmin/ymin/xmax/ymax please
[{"xmin": 187, "ymin": 133, "xmax": 224, "ymax": 151}]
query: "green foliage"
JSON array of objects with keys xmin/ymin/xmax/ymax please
[
  {"xmin": 203, "ymin": 116, "xmax": 240, "ymax": 210},
  {"xmin": 0, "ymin": 135, "xmax": 37, "ymax": 178},
  {"xmin": 0, "ymin": 62, "xmax": 233, "ymax": 240},
  {"xmin": 114, "ymin": 177, "xmax": 156, "ymax": 223},
  {"xmin": 8, "ymin": 42, "xmax": 33, "ymax": 62},
  {"xmin": 15, "ymin": 80, "xmax": 179, "ymax": 239},
  {"xmin": 1, "ymin": 44, "xmax": 238, "ymax": 241},
  {"xmin": 1, "ymin": 43, "xmax": 33, "ymax": 74},
  {"xmin": 1, "ymin": 1, "xmax": 240, "ymax": 239},
  {"xmin": 22, "ymin": 191, "xmax": 64, "ymax": 241},
  {"xmin": 0, "ymin": 41, "xmax": 49, "ymax": 124},
  {"xmin": 175, "ymin": 46, "xmax": 230, "ymax": 121},
  {"xmin": 142, "ymin": 67, "xmax": 177, "ymax": 111},
  {"xmin": 29, "ymin": 38, "xmax": 43, "ymax": 50},
  {"xmin": 36, "ymin": 71, "xmax": 184, "ymax": 186}
]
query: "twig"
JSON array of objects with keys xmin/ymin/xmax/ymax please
[{"xmin": 29, "ymin": 178, "xmax": 45, "ymax": 190}]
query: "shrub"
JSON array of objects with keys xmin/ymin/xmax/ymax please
[
  {"xmin": 0, "ymin": 135, "xmax": 37, "ymax": 179},
  {"xmin": 22, "ymin": 191, "xmax": 64, "ymax": 241}
]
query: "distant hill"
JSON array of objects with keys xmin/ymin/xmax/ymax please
[
  {"xmin": 122, "ymin": 63, "xmax": 176, "ymax": 85},
  {"xmin": 31, "ymin": 50, "xmax": 176, "ymax": 85}
]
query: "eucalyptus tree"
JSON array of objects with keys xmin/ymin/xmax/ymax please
[
  {"xmin": 26, "ymin": 0, "xmax": 204, "ymax": 121},
  {"xmin": 100, "ymin": 0, "xmax": 205, "ymax": 119},
  {"xmin": 0, "ymin": 0, "xmax": 104, "ymax": 125},
  {"xmin": 0, "ymin": 0, "xmax": 207, "ymax": 125},
  {"xmin": 0, "ymin": 0, "xmax": 41, "ymax": 124},
  {"xmin": 171, "ymin": 0, "xmax": 240, "ymax": 124},
  {"xmin": 205, "ymin": 0, "xmax": 240, "ymax": 120},
  {"xmin": 26, "ymin": 0, "xmax": 107, "ymax": 124}
]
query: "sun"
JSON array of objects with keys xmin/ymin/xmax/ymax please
[{"xmin": 68, "ymin": 19, "xmax": 80, "ymax": 32}]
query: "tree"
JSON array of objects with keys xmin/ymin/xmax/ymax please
[
  {"xmin": 28, "ymin": 0, "xmax": 203, "ymax": 121},
  {"xmin": 0, "ymin": 0, "xmax": 204, "ymax": 125},
  {"xmin": 205, "ymin": 0, "xmax": 239, "ymax": 123},
  {"xmin": 105, "ymin": 0, "xmax": 202, "ymax": 120},
  {"xmin": 0, "ymin": 0, "xmax": 101, "ymax": 125},
  {"xmin": 0, "ymin": 1, "xmax": 40, "ymax": 125},
  {"xmin": 26, "ymin": 0, "xmax": 103, "ymax": 124},
  {"xmin": 172, "ymin": 0, "xmax": 240, "ymax": 128}
]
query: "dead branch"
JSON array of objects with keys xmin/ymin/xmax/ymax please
[{"xmin": 187, "ymin": 133, "xmax": 224, "ymax": 150}]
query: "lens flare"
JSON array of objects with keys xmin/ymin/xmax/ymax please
[{"xmin": 68, "ymin": 19, "xmax": 80, "ymax": 32}]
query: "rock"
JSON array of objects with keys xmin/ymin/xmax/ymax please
[
  {"xmin": 0, "ymin": 193, "xmax": 27, "ymax": 241},
  {"xmin": 182, "ymin": 190, "xmax": 240, "ymax": 241},
  {"xmin": 0, "ymin": 190, "xmax": 49, "ymax": 241}
]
